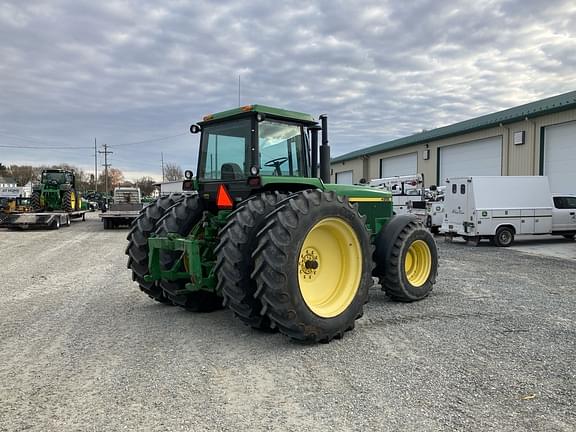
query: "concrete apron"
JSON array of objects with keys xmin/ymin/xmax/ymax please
[{"xmin": 508, "ymin": 235, "xmax": 576, "ymax": 261}]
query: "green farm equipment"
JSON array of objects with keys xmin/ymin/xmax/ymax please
[
  {"xmin": 126, "ymin": 105, "xmax": 438, "ymax": 342},
  {"xmin": 31, "ymin": 169, "xmax": 81, "ymax": 213}
]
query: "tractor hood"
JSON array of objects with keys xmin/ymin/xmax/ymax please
[{"xmin": 324, "ymin": 184, "xmax": 392, "ymax": 201}]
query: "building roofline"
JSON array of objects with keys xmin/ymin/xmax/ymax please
[{"xmin": 331, "ymin": 90, "xmax": 576, "ymax": 163}]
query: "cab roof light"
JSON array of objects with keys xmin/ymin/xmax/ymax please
[{"xmin": 241, "ymin": 105, "xmax": 254, "ymax": 112}]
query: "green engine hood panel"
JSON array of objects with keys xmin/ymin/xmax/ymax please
[{"xmin": 323, "ymin": 183, "xmax": 391, "ymax": 200}]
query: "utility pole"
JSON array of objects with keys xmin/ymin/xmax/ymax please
[
  {"xmin": 161, "ymin": 152, "xmax": 165, "ymax": 182},
  {"xmin": 94, "ymin": 138, "xmax": 98, "ymax": 192},
  {"xmin": 99, "ymin": 144, "xmax": 113, "ymax": 197}
]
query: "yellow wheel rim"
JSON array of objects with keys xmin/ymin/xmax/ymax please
[
  {"xmin": 70, "ymin": 192, "xmax": 76, "ymax": 210},
  {"xmin": 404, "ymin": 240, "xmax": 432, "ymax": 287},
  {"xmin": 298, "ymin": 217, "xmax": 362, "ymax": 318}
]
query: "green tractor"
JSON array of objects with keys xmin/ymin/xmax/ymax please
[
  {"xmin": 126, "ymin": 105, "xmax": 438, "ymax": 343},
  {"xmin": 31, "ymin": 169, "xmax": 81, "ymax": 213}
]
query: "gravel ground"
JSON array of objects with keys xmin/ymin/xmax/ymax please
[{"xmin": 0, "ymin": 213, "xmax": 575, "ymax": 432}]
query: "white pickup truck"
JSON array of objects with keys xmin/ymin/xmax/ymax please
[{"xmin": 441, "ymin": 176, "xmax": 576, "ymax": 246}]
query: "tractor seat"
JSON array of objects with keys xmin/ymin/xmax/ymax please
[{"xmin": 221, "ymin": 163, "xmax": 244, "ymax": 180}]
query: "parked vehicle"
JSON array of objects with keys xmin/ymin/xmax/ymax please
[
  {"xmin": 441, "ymin": 176, "xmax": 576, "ymax": 246},
  {"xmin": 100, "ymin": 187, "xmax": 142, "ymax": 229},
  {"xmin": 369, "ymin": 174, "xmax": 425, "ymax": 216},
  {"xmin": 31, "ymin": 169, "xmax": 81, "ymax": 212},
  {"xmin": 424, "ymin": 185, "xmax": 445, "ymax": 234},
  {"xmin": 126, "ymin": 105, "xmax": 439, "ymax": 343}
]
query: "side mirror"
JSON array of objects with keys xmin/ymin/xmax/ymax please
[{"xmin": 190, "ymin": 124, "xmax": 201, "ymax": 134}]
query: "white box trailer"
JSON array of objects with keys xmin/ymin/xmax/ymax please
[{"xmin": 441, "ymin": 176, "xmax": 576, "ymax": 246}]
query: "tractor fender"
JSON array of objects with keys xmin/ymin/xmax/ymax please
[{"xmin": 372, "ymin": 214, "xmax": 420, "ymax": 276}]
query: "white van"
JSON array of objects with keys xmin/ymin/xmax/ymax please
[{"xmin": 441, "ymin": 176, "xmax": 576, "ymax": 246}]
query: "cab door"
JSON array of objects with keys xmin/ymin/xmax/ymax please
[{"xmin": 553, "ymin": 196, "xmax": 576, "ymax": 231}]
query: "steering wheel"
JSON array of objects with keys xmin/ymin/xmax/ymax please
[
  {"xmin": 264, "ymin": 157, "xmax": 289, "ymax": 176},
  {"xmin": 264, "ymin": 157, "xmax": 289, "ymax": 167}
]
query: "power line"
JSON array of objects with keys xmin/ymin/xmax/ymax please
[
  {"xmin": 0, "ymin": 144, "xmax": 93, "ymax": 149},
  {"xmin": 109, "ymin": 133, "xmax": 187, "ymax": 148}
]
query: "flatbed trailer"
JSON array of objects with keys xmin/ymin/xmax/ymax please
[{"xmin": 0, "ymin": 210, "xmax": 87, "ymax": 230}]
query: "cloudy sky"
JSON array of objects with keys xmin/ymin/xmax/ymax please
[{"xmin": 1, "ymin": 0, "xmax": 575, "ymax": 181}]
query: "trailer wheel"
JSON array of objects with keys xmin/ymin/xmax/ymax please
[
  {"xmin": 126, "ymin": 194, "xmax": 184, "ymax": 304},
  {"xmin": 156, "ymin": 195, "xmax": 224, "ymax": 312},
  {"xmin": 373, "ymin": 215, "xmax": 438, "ymax": 302},
  {"xmin": 252, "ymin": 190, "xmax": 373, "ymax": 343},
  {"xmin": 51, "ymin": 219, "xmax": 61, "ymax": 230},
  {"xmin": 215, "ymin": 191, "xmax": 287, "ymax": 330},
  {"xmin": 494, "ymin": 226, "xmax": 514, "ymax": 247}
]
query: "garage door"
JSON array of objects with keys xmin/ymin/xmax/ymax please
[
  {"xmin": 543, "ymin": 121, "xmax": 576, "ymax": 194},
  {"xmin": 335, "ymin": 170, "xmax": 353, "ymax": 184},
  {"xmin": 379, "ymin": 153, "xmax": 417, "ymax": 178},
  {"xmin": 439, "ymin": 136, "xmax": 502, "ymax": 183}
]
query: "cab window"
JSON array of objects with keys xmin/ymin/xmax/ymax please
[
  {"xmin": 199, "ymin": 119, "xmax": 251, "ymax": 180},
  {"xmin": 258, "ymin": 120, "xmax": 304, "ymax": 176},
  {"xmin": 554, "ymin": 196, "xmax": 576, "ymax": 209}
]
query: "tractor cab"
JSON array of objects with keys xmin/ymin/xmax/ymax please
[
  {"xmin": 189, "ymin": 105, "xmax": 326, "ymax": 207},
  {"xmin": 41, "ymin": 169, "xmax": 75, "ymax": 188}
]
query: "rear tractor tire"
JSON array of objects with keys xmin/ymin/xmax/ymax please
[
  {"xmin": 31, "ymin": 191, "xmax": 42, "ymax": 211},
  {"xmin": 155, "ymin": 194, "xmax": 224, "ymax": 312},
  {"xmin": 251, "ymin": 190, "xmax": 373, "ymax": 343},
  {"xmin": 62, "ymin": 190, "xmax": 77, "ymax": 213},
  {"xmin": 126, "ymin": 194, "xmax": 184, "ymax": 304},
  {"xmin": 215, "ymin": 191, "xmax": 287, "ymax": 330},
  {"xmin": 373, "ymin": 215, "xmax": 438, "ymax": 302}
]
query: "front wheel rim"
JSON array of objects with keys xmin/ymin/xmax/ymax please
[
  {"xmin": 298, "ymin": 217, "xmax": 362, "ymax": 318},
  {"xmin": 404, "ymin": 240, "xmax": 432, "ymax": 287}
]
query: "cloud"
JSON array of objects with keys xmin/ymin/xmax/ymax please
[{"xmin": 0, "ymin": 0, "xmax": 575, "ymax": 181}]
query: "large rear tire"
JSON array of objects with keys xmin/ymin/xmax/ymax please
[
  {"xmin": 126, "ymin": 194, "xmax": 184, "ymax": 304},
  {"xmin": 252, "ymin": 190, "xmax": 373, "ymax": 343},
  {"xmin": 373, "ymin": 215, "xmax": 438, "ymax": 302},
  {"xmin": 62, "ymin": 190, "xmax": 77, "ymax": 213},
  {"xmin": 156, "ymin": 195, "xmax": 224, "ymax": 312},
  {"xmin": 31, "ymin": 191, "xmax": 42, "ymax": 211},
  {"xmin": 215, "ymin": 192, "xmax": 287, "ymax": 330}
]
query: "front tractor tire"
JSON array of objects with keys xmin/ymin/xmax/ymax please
[
  {"xmin": 126, "ymin": 194, "xmax": 184, "ymax": 304},
  {"xmin": 155, "ymin": 194, "xmax": 224, "ymax": 312},
  {"xmin": 215, "ymin": 192, "xmax": 287, "ymax": 330},
  {"xmin": 251, "ymin": 190, "xmax": 373, "ymax": 343},
  {"xmin": 373, "ymin": 215, "xmax": 438, "ymax": 302}
]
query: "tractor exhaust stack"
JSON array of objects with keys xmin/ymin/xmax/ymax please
[{"xmin": 319, "ymin": 115, "xmax": 331, "ymax": 183}]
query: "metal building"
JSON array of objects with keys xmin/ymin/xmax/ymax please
[{"xmin": 331, "ymin": 91, "xmax": 576, "ymax": 194}]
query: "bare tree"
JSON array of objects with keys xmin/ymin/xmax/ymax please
[
  {"xmin": 135, "ymin": 176, "xmax": 157, "ymax": 196},
  {"xmin": 98, "ymin": 167, "xmax": 125, "ymax": 192},
  {"xmin": 8, "ymin": 165, "xmax": 35, "ymax": 186},
  {"xmin": 164, "ymin": 162, "xmax": 183, "ymax": 181}
]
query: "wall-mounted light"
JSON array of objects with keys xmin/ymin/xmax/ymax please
[
  {"xmin": 423, "ymin": 149, "xmax": 430, "ymax": 160},
  {"xmin": 513, "ymin": 130, "xmax": 525, "ymax": 145}
]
